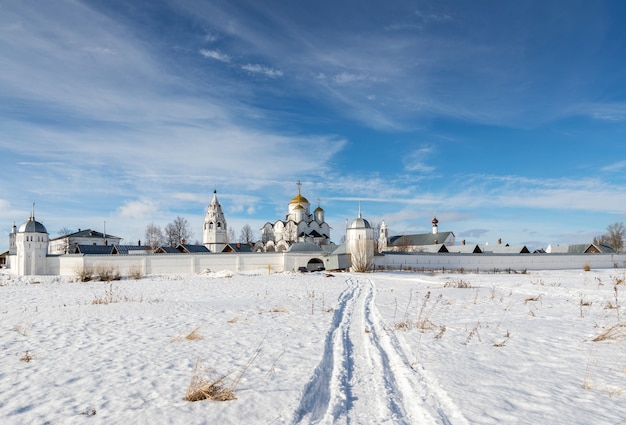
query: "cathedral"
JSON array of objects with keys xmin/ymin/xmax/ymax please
[{"xmin": 257, "ymin": 182, "xmax": 331, "ymax": 252}]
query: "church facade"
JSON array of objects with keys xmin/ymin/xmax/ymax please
[{"xmin": 256, "ymin": 183, "xmax": 331, "ymax": 252}]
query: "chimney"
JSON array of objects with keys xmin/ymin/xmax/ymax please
[
  {"xmin": 498, "ymin": 238, "xmax": 502, "ymax": 245},
  {"xmin": 181, "ymin": 238, "xmax": 186, "ymax": 245},
  {"xmin": 434, "ymin": 239, "xmax": 438, "ymax": 245},
  {"xmin": 138, "ymin": 240, "xmax": 141, "ymax": 246},
  {"xmin": 462, "ymin": 239, "xmax": 466, "ymax": 245}
]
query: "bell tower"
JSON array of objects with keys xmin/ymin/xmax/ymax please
[{"xmin": 203, "ymin": 190, "xmax": 228, "ymax": 253}]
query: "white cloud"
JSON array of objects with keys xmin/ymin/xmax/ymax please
[
  {"xmin": 333, "ymin": 72, "xmax": 383, "ymax": 85},
  {"xmin": 404, "ymin": 146, "xmax": 435, "ymax": 173},
  {"xmin": 241, "ymin": 64, "xmax": 283, "ymax": 78},
  {"xmin": 199, "ymin": 48, "xmax": 231, "ymax": 62},
  {"xmin": 117, "ymin": 199, "xmax": 161, "ymax": 220},
  {"xmin": 602, "ymin": 161, "xmax": 626, "ymax": 172}
]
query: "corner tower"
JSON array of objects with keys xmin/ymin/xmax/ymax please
[
  {"xmin": 203, "ymin": 190, "xmax": 228, "ymax": 253},
  {"xmin": 15, "ymin": 205, "xmax": 49, "ymax": 275}
]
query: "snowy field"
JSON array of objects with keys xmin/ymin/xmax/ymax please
[{"xmin": 2, "ymin": 268, "xmax": 626, "ymax": 424}]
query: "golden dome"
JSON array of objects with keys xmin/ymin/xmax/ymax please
[{"xmin": 290, "ymin": 193, "xmax": 310, "ymax": 205}]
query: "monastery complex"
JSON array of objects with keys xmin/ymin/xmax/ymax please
[{"xmin": 3, "ymin": 184, "xmax": 626, "ymax": 276}]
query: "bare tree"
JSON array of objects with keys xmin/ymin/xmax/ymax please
[
  {"xmin": 145, "ymin": 223, "xmax": 165, "ymax": 250},
  {"xmin": 351, "ymin": 239, "xmax": 375, "ymax": 272},
  {"xmin": 393, "ymin": 235, "xmax": 413, "ymax": 253},
  {"xmin": 228, "ymin": 227, "xmax": 236, "ymax": 244},
  {"xmin": 165, "ymin": 216, "xmax": 194, "ymax": 246},
  {"xmin": 604, "ymin": 222, "xmax": 625, "ymax": 252},
  {"xmin": 239, "ymin": 224, "xmax": 256, "ymax": 245},
  {"xmin": 57, "ymin": 227, "xmax": 74, "ymax": 254}
]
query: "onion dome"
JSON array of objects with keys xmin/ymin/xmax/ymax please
[{"xmin": 290, "ymin": 193, "xmax": 309, "ymax": 205}]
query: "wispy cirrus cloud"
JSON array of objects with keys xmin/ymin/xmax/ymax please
[
  {"xmin": 403, "ymin": 146, "xmax": 436, "ymax": 173},
  {"xmin": 241, "ymin": 64, "xmax": 283, "ymax": 78},
  {"xmin": 602, "ymin": 161, "xmax": 626, "ymax": 172},
  {"xmin": 199, "ymin": 48, "xmax": 231, "ymax": 62}
]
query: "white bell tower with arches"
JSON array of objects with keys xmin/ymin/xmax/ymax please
[{"xmin": 203, "ymin": 190, "xmax": 228, "ymax": 253}]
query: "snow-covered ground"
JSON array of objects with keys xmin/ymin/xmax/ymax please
[{"xmin": 2, "ymin": 268, "xmax": 626, "ymax": 424}]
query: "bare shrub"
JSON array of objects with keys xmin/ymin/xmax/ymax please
[
  {"xmin": 92, "ymin": 284, "xmax": 132, "ymax": 305},
  {"xmin": 128, "ymin": 266, "xmax": 143, "ymax": 280},
  {"xmin": 75, "ymin": 265, "xmax": 94, "ymax": 282},
  {"xmin": 443, "ymin": 279, "xmax": 472, "ymax": 288},
  {"xmin": 583, "ymin": 263, "xmax": 591, "ymax": 272},
  {"xmin": 95, "ymin": 264, "xmax": 121, "ymax": 282}
]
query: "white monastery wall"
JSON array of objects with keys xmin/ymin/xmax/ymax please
[
  {"xmin": 42, "ymin": 252, "xmax": 322, "ymax": 277},
  {"xmin": 375, "ymin": 253, "xmax": 626, "ymax": 271}
]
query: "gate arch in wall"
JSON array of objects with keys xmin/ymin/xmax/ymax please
[{"xmin": 306, "ymin": 258, "xmax": 325, "ymax": 271}]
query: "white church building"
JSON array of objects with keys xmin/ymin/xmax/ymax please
[{"xmin": 257, "ymin": 182, "xmax": 331, "ymax": 252}]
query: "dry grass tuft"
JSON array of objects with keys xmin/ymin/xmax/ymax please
[
  {"xmin": 185, "ymin": 338, "xmax": 263, "ymax": 402},
  {"xmin": 20, "ymin": 351, "xmax": 33, "ymax": 362},
  {"xmin": 172, "ymin": 325, "xmax": 205, "ymax": 342},
  {"xmin": 593, "ymin": 323, "xmax": 626, "ymax": 342},
  {"xmin": 583, "ymin": 263, "xmax": 591, "ymax": 272},
  {"xmin": 14, "ymin": 323, "xmax": 30, "ymax": 336},
  {"xmin": 524, "ymin": 294, "xmax": 543, "ymax": 304},
  {"xmin": 269, "ymin": 307, "xmax": 289, "ymax": 313},
  {"xmin": 185, "ymin": 362, "xmax": 236, "ymax": 402}
]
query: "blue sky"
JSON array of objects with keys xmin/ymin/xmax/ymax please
[{"xmin": 2, "ymin": 0, "xmax": 626, "ymax": 252}]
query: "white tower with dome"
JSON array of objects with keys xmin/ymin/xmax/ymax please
[
  {"xmin": 13, "ymin": 205, "xmax": 49, "ymax": 275},
  {"xmin": 346, "ymin": 205, "xmax": 375, "ymax": 271}
]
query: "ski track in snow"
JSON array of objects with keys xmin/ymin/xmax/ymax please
[{"xmin": 292, "ymin": 277, "xmax": 468, "ymax": 425}]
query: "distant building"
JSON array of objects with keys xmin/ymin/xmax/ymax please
[
  {"xmin": 49, "ymin": 229, "xmax": 123, "ymax": 255},
  {"xmin": 546, "ymin": 243, "xmax": 615, "ymax": 254},
  {"xmin": 257, "ymin": 182, "xmax": 331, "ymax": 252},
  {"xmin": 381, "ymin": 216, "xmax": 455, "ymax": 252}
]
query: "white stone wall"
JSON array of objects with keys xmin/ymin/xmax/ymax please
[
  {"xmin": 375, "ymin": 253, "xmax": 626, "ymax": 271},
  {"xmin": 41, "ymin": 252, "xmax": 294, "ymax": 277}
]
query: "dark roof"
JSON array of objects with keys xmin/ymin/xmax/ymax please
[
  {"xmin": 51, "ymin": 229, "xmax": 122, "ymax": 241},
  {"xmin": 554, "ymin": 243, "xmax": 616, "ymax": 254},
  {"xmin": 178, "ymin": 244, "xmax": 210, "ymax": 253},
  {"xmin": 482, "ymin": 244, "xmax": 530, "ymax": 254},
  {"xmin": 388, "ymin": 232, "xmax": 454, "ymax": 247},
  {"xmin": 74, "ymin": 245, "xmax": 114, "ymax": 255},
  {"xmin": 154, "ymin": 246, "xmax": 180, "ymax": 254},
  {"xmin": 223, "ymin": 243, "xmax": 252, "ymax": 253},
  {"xmin": 112, "ymin": 245, "xmax": 151, "ymax": 255}
]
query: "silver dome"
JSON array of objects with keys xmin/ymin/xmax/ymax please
[{"xmin": 18, "ymin": 217, "xmax": 48, "ymax": 234}]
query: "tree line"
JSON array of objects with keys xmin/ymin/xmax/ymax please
[{"xmin": 144, "ymin": 219, "xmax": 257, "ymax": 250}]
